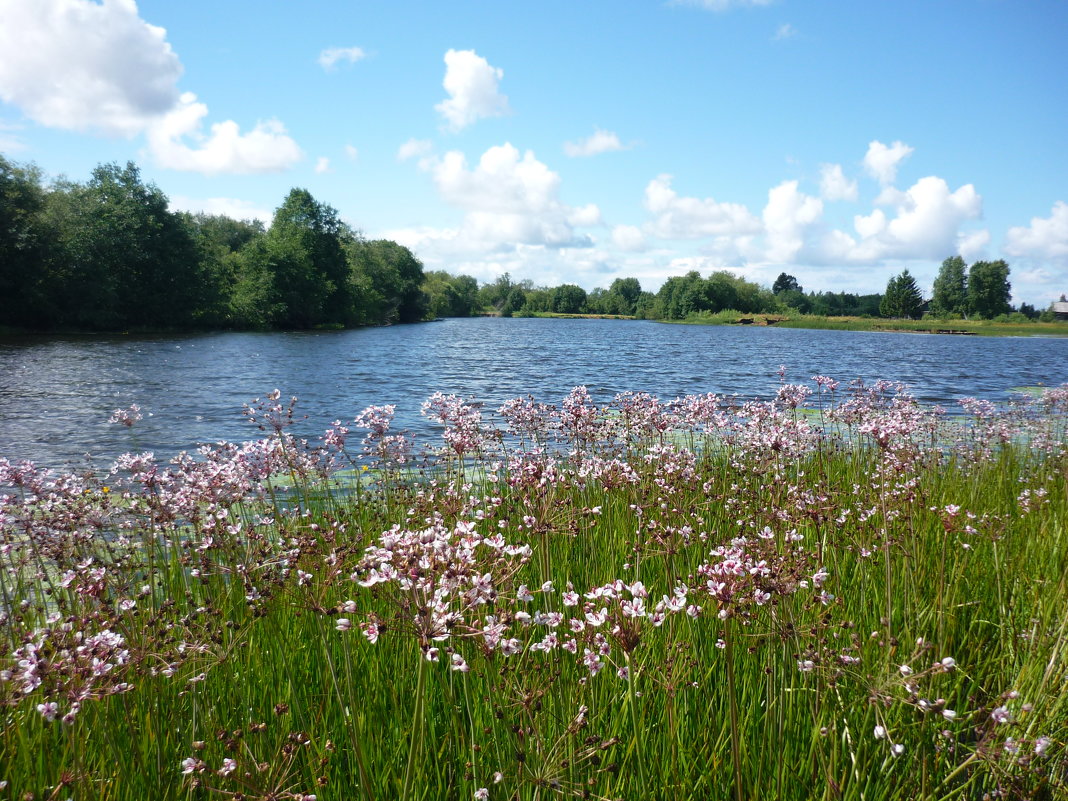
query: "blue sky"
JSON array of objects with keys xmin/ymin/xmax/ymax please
[{"xmin": 1, "ymin": 0, "xmax": 1066, "ymax": 305}]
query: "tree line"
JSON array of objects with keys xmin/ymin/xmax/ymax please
[
  {"xmin": 1, "ymin": 156, "xmax": 428, "ymax": 330},
  {"xmin": 1, "ymin": 154, "xmax": 1055, "ymax": 332}
]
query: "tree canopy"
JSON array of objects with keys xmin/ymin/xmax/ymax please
[{"xmin": 880, "ymin": 270, "xmax": 924, "ymax": 319}]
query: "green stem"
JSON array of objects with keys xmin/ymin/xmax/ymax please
[
  {"xmin": 726, "ymin": 631, "xmax": 744, "ymax": 801},
  {"xmin": 625, "ymin": 652, "xmax": 647, "ymax": 795},
  {"xmin": 402, "ymin": 652, "xmax": 429, "ymax": 801}
]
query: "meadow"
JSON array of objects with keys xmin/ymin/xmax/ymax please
[
  {"xmin": 675, "ymin": 310, "xmax": 1068, "ymax": 338},
  {"xmin": 1, "ymin": 376, "xmax": 1066, "ymax": 800}
]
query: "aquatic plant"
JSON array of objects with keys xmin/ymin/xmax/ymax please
[{"xmin": 1, "ymin": 376, "xmax": 1066, "ymax": 799}]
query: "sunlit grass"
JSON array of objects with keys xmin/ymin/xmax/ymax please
[{"xmin": 2, "ymin": 380, "xmax": 1066, "ymax": 800}]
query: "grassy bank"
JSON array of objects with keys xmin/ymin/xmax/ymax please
[
  {"xmin": 674, "ymin": 309, "xmax": 1068, "ymax": 337},
  {"xmin": 2, "ymin": 381, "xmax": 1067, "ymax": 800},
  {"xmin": 521, "ymin": 311, "xmax": 636, "ymax": 320}
]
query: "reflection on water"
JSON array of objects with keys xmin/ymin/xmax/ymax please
[{"xmin": 1, "ymin": 318, "xmax": 1066, "ymax": 467}]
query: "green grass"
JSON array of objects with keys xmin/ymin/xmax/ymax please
[
  {"xmin": 2, "ymin": 387, "xmax": 1067, "ymax": 800},
  {"xmin": 766, "ymin": 314, "xmax": 1067, "ymax": 337}
]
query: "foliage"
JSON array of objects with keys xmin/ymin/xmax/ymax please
[
  {"xmin": 550, "ymin": 283, "xmax": 588, "ymax": 314},
  {"xmin": 930, "ymin": 256, "xmax": 968, "ymax": 318},
  {"xmin": 967, "ymin": 259, "xmax": 1012, "ymax": 319},
  {"xmin": 772, "ymin": 272, "xmax": 802, "ymax": 294},
  {"xmin": 0, "ymin": 157, "xmax": 438, "ymax": 331},
  {"xmin": 880, "ymin": 269, "xmax": 924, "ymax": 319},
  {"xmin": 422, "ymin": 271, "xmax": 480, "ymax": 318},
  {"xmin": 0, "ymin": 156, "xmax": 49, "ymax": 327},
  {"xmin": 653, "ymin": 270, "xmax": 778, "ymax": 320}
]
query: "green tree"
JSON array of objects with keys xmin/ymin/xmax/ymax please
[
  {"xmin": 501, "ymin": 287, "xmax": 527, "ymax": 317},
  {"xmin": 43, "ymin": 162, "xmax": 202, "ymax": 329},
  {"xmin": 930, "ymin": 256, "xmax": 968, "ymax": 318},
  {"xmin": 772, "ymin": 273, "xmax": 802, "ymax": 294},
  {"xmin": 0, "ymin": 156, "xmax": 50, "ymax": 327},
  {"xmin": 607, "ymin": 277, "xmax": 642, "ymax": 314},
  {"xmin": 880, "ymin": 270, "xmax": 924, "ymax": 319},
  {"xmin": 347, "ymin": 239, "xmax": 428, "ymax": 324},
  {"xmin": 966, "ymin": 260, "xmax": 1011, "ymax": 319},
  {"xmin": 182, "ymin": 213, "xmax": 267, "ymax": 327},
  {"xmin": 550, "ymin": 284, "xmax": 588, "ymax": 314},
  {"xmin": 265, "ymin": 188, "xmax": 352, "ymax": 328},
  {"xmin": 422, "ymin": 271, "xmax": 480, "ymax": 318}
]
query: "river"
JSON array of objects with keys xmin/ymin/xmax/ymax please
[{"xmin": 1, "ymin": 318, "xmax": 1066, "ymax": 468}]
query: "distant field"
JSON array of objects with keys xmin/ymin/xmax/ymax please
[{"xmin": 673, "ymin": 310, "xmax": 1068, "ymax": 337}]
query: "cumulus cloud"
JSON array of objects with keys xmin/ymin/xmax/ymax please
[
  {"xmin": 564, "ymin": 129, "xmax": 628, "ymax": 158},
  {"xmin": 435, "ymin": 49, "xmax": 510, "ymax": 132},
  {"xmin": 863, "ymin": 140, "xmax": 914, "ymax": 185},
  {"xmin": 169, "ymin": 195, "xmax": 273, "ymax": 225},
  {"xmin": 0, "ymin": 0, "xmax": 182, "ymax": 136},
  {"xmin": 761, "ymin": 181, "xmax": 823, "ymax": 263},
  {"xmin": 393, "ymin": 142, "xmax": 600, "ymax": 263},
  {"xmin": 1004, "ymin": 201, "xmax": 1068, "ymax": 264},
  {"xmin": 957, "ymin": 228, "xmax": 990, "ymax": 261},
  {"xmin": 0, "ymin": 1, "xmax": 304, "ymax": 175},
  {"xmin": 643, "ymin": 174, "xmax": 761, "ymax": 240},
  {"xmin": 822, "ymin": 176, "xmax": 982, "ymax": 263},
  {"xmin": 432, "ymin": 144, "xmax": 560, "ymax": 215},
  {"xmin": 612, "ymin": 225, "xmax": 647, "ymax": 252},
  {"xmin": 318, "ymin": 46, "xmax": 366, "ymax": 71},
  {"xmin": 819, "ymin": 163, "xmax": 858, "ymax": 202},
  {"xmin": 314, "ymin": 156, "xmax": 331, "ymax": 174},
  {"xmin": 568, "ymin": 204, "xmax": 603, "ymax": 227},
  {"xmin": 146, "ymin": 92, "xmax": 303, "ymax": 175}
]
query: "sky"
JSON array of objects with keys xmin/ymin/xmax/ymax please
[{"xmin": 1, "ymin": 0, "xmax": 1067, "ymax": 306}]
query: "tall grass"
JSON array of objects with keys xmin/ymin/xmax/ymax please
[{"xmin": 2, "ymin": 380, "xmax": 1066, "ymax": 800}]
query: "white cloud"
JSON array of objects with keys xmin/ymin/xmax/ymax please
[
  {"xmin": 315, "ymin": 156, "xmax": 331, "ymax": 174},
  {"xmin": 1004, "ymin": 201, "xmax": 1068, "ymax": 264},
  {"xmin": 169, "ymin": 195, "xmax": 273, "ymax": 225},
  {"xmin": 0, "ymin": 0, "xmax": 182, "ymax": 137},
  {"xmin": 0, "ymin": 1, "xmax": 304, "ymax": 175},
  {"xmin": 819, "ymin": 163, "xmax": 858, "ymax": 202},
  {"xmin": 957, "ymin": 228, "xmax": 990, "ymax": 261},
  {"xmin": 564, "ymin": 129, "xmax": 628, "ymax": 158},
  {"xmin": 773, "ymin": 23, "xmax": 797, "ymax": 40},
  {"xmin": 568, "ymin": 204, "xmax": 603, "ymax": 227},
  {"xmin": 397, "ymin": 138, "xmax": 433, "ymax": 162},
  {"xmin": 146, "ymin": 92, "xmax": 303, "ymax": 175},
  {"xmin": 643, "ymin": 174, "xmax": 761, "ymax": 239},
  {"xmin": 344, "ymin": 144, "xmax": 359, "ymax": 161},
  {"xmin": 612, "ymin": 225, "xmax": 647, "ymax": 252},
  {"xmin": 823, "ymin": 176, "xmax": 982, "ymax": 263},
  {"xmin": 432, "ymin": 144, "xmax": 560, "ymax": 215},
  {"xmin": 435, "ymin": 49, "xmax": 510, "ymax": 132},
  {"xmin": 394, "ymin": 142, "xmax": 598, "ymax": 262},
  {"xmin": 761, "ymin": 180, "xmax": 823, "ymax": 263},
  {"xmin": 863, "ymin": 140, "xmax": 914, "ymax": 185},
  {"xmin": 318, "ymin": 46, "xmax": 366, "ymax": 71}
]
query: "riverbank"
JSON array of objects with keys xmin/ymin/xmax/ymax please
[{"xmin": 671, "ymin": 309, "xmax": 1068, "ymax": 337}]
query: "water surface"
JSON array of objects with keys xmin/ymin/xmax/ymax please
[{"xmin": 1, "ymin": 318, "xmax": 1065, "ymax": 467}]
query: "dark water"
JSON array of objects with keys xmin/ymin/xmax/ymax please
[{"xmin": 1, "ymin": 318, "xmax": 1066, "ymax": 468}]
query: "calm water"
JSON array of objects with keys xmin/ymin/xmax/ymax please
[{"xmin": 1, "ymin": 318, "xmax": 1066, "ymax": 468}]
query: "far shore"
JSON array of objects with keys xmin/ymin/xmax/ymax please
[{"xmin": 4, "ymin": 312, "xmax": 1067, "ymax": 338}]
